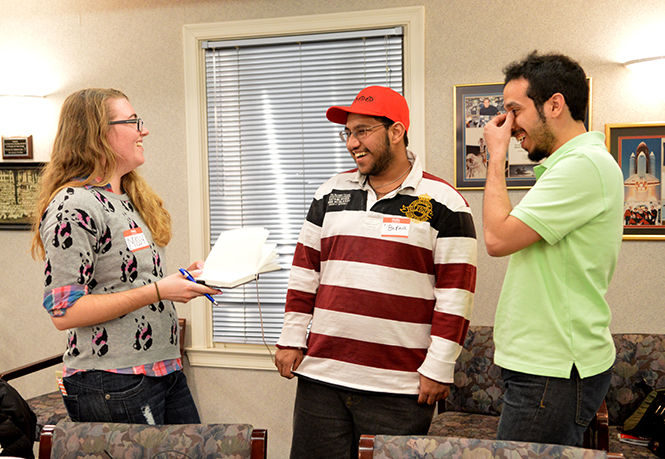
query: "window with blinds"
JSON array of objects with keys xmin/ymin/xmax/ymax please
[{"xmin": 204, "ymin": 27, "xmax": 404, "ymax": 345}]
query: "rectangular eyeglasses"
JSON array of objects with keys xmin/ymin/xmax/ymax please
[{"xmin": 109, "ymin": 118, "xmax": 144, "ymax": 132}]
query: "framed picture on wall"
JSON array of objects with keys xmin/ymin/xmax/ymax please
[
  {"xmin": 605, "ymin": 123, "xmax": 665, "ymax": 240},
  {"xmin": 0, "ymin": 162, "xmax": 44, "ymax": 230},
  {"xmin": 454, "ymin": 80, "xmax": 592, "ymax": 190}
]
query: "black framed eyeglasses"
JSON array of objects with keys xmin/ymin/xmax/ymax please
[
  {"xmin": 109, "ymin": 118, "xmax": 144, "ymax": 132},
  {"xmin": 339, "ymin": 124, "xmax": 386, "ymax": 143}
]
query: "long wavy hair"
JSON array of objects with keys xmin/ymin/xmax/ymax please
[{"xmin": 31, "ymin": 88, "xmax": 172, "ymax": 260}]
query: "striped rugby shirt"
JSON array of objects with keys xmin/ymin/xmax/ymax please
[{"xmin": 277, "ymin": 151, "xmax": 477, "ymax": 394}]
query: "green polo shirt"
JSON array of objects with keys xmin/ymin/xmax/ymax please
[{"xmin": 494, "ymin": 131, "xmax": 623, "ymax": 378}]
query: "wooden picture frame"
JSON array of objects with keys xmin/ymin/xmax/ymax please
[
  {"xmin": 605, "ymin": 123, "xmax": 665, "ymax": 240},
  {"xmin": 0, "ymin": 161, "xmax": 44, "ymax": 230}
]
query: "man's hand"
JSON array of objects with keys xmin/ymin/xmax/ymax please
[
  {"xmin": 483, "ymin": 111, "xmax": 514, "ymax": 163},
  {"xmin": 275, "ymin": 348, "xmax": 304, "ymax": 379},
  {"xmin": 482, "ymin": 109, "xmax": 542, "ymax": 257},
  {"xmin": 417, "ymin": 374, "xmax": 450, "ymax": 405}
]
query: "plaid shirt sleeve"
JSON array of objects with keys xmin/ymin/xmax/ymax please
[{"xmin": 43, "ymin": 284, "xmax": 88, "ymax": 317}]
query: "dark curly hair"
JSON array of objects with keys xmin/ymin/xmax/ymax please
[{"xmin": 504, "ymin": 51, "xmax": 588, "ymax": 122}]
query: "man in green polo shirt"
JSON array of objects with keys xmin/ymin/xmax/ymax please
[{"xmin": 482, "ymin": 51, "xmax": 623, "ymax": 446}]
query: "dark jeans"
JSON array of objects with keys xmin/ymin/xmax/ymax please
[
  {"xmin": 62, "ymin": 370, "xmax": 200, "ymax": 424},
  {"xmin": 497, "ymin": 365, "xmax": 611, "ymax": 446},
  {"xmin": 290, "ymin": 377, "xmax": 435, "ymax": 459}
]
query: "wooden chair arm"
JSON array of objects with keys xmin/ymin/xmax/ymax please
[
  {"xmin": 358, "ymin": 434, "xmax": 375, "ymax": 459},
  {"xmin": 0, "ymin": 354, "xmax": 63, "ymax": 381},
  {"xmin": 178, "ymin": 318, "xmax": 186, "ymax": 357},
  {"xmin": 595, "ymin": 400, "xmax": 609, "ymax": 452},
  {"xmin": 251, "ymin": 428, "xmax": 267, "ymax": 459},
  {"xmin": 583, "ymin": 399, "xmax": 610, "ymax": 451},
  {"xmin": 38, "ymin": 424, "xmax": 56, "ymax": 459}
]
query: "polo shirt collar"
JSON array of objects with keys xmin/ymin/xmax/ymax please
[{"xmin": 533, "ymin": 131, "xmax": 604, "ymax": 179}]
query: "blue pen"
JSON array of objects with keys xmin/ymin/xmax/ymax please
[{"xmin": 179, "ymin": 268, "xmax": 219, "ymax": 306}]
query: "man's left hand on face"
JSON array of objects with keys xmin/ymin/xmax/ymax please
[
  {"xmin": 417, "ymin": 374, "xmax": 450, "ymax": 405},
  {"xmin": 483, "ymin": 110, "xmax": 514, "ymax": 163}
]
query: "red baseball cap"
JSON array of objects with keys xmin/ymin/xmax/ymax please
[{"xmin": 326, "ymin": 86, "xmax": 410, "ymax": 131}]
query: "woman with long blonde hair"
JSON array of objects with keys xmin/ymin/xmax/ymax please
[{"xmin": 31, "ymin": 88, "xmax": 219, "ymax": 424}]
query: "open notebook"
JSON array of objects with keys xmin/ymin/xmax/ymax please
[{"xmin": 196, "ymin": 227, "xmax": 281, "ymax": 288}]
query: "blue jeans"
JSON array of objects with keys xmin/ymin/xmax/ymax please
[
  {"xmin": 62, "ymin": 370, "xmax": 200, "ymax": 424},
  {"xmin": 290, "ymin": 377, "xmax": 435, "ymax": 459},
  {"xmin": 497, "ymin": 365, "xmax": 611, "ymax": 446}
]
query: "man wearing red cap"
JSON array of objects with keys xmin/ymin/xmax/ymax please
[{"xmin": 275, "ymin": 86, "xmax": 477, "ymax": 458}]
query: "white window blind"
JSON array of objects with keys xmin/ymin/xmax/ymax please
[{"xmin": 204, "ymin": 28, "xmax": 404, "ymax": 344}]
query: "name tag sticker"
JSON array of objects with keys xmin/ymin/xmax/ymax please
[
  {"xmin": 381, "ymin": 217, "xmax": 410, "ymax": 238},
  {"xmin": 124, "ymin": 227, "xmax": 149, "ymax": 252}
]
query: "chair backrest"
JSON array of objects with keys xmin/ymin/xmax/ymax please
[
  {"xmin": 39, "ymin": 422, "xmax": 267, "ymax": 459},
  {"xmin": 1, "ymin": 353, "xmax": 67, "ymax": 438},
  {"xmin": 359, "ymin": 434, "xmax": 616, "ymax": 458},
  {"xmin": 607, "ymin": 333, "xmax": 665, "ymax": 425},
  {"xmin": 443, "ymin": 325, "xmax": 503, "ymax": 415}
]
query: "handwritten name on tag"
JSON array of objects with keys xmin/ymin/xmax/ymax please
[
  {"xmin": 381, "ymin": 217, "xmax": 410, "ymax": 238},
  {"xmin": 123, "ymin": 227, "xmax": 149, "ymax": 252}
]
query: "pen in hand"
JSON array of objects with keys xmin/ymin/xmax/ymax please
[{"xmin": 179, "ymin": 268, "xmax": 219, "ymax": 306}]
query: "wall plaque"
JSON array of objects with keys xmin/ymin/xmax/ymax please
[{"xmin": 2, "ymin": 135, "xmax": 33, "ymax": 160}]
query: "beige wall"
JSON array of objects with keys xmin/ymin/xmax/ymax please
[{"xmin": 1, "ymin": 1, "xmax": 664, "ymax": 457}]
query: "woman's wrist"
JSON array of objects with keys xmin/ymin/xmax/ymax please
[{"xmin": 154, "ymin": 281, "xmax": 162, "ymax": 302}]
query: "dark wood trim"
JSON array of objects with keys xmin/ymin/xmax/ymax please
[
  {"xmin": 38, "ymin": 425, "xmax": 55, "ymax": 459},
  {"xmin": 0, "ymin": 354, "xmax": 62, "ymax": 381},
  {"xmin": 358, "ymin": 434, "xmax": 375, "ymax": 459},
  {"xmin": 251, "ymin": 428, "xmax": 267, "ymax": 459}
]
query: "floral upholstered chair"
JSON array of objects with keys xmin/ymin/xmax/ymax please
[
  {"xmin": 358, "ymin": 435, "xmax": 618, "ymax": 458},
  {"xmin": 605, "ymin": 333, "xmax": 665, "ymax": 458},
  {"xmin": 0, "ymin": 319, "xmax": 190, "ymax": 440},
  {"xmin": 39, "ymin": 421, "xmax": 267, "ymax": 459},
  {"xmin": 427, "ymin": 326, "xmax": 503, "ymax": 440},
  {"xmin": 0, "ymin": 353, "xmax": 68, "ymax": 438},
  {"xmin": 426, "ymin": 326, "xmax": 665, "ymax": 457},
  {"xmin": 426, "ymin": 326, "xmax": 624, "ymax": 454}
]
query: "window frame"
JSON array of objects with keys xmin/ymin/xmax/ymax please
[{"xmin": 182, "ymin": 6, "xmax": 426, "ymax": 370}]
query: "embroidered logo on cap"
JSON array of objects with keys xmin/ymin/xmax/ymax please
[{"xmin": 354, "ymin": 95, "xmax": 374, "ymax": 103}]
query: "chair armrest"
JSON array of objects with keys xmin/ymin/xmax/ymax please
[
  {"xmin": 0, "ymin": 354, "xmax": 63, "ymax": 381},
  {"xmin": 436, "ymin": 399, "xmax": 445, "ymax": 414},
  {"xmin": 358, "ymin": 434, "xmax": 375, "ymax": 459},
  {"xmin": 38, "ymin": 424, "xmax": 56, "ymax": 459},
  {"xmin": 583, "ymin": 399, "xmax": 609, "ymax": 451},
  {"xmin": 251, "ymin": 428, "xmax": 267, "ymax": 459},
  {"xmin": 178, "ymin": 318, "xmax": 186, "ymax": 356},
  {"xmin": 595, "ymin": 400, "xmax": 609, "ymax": 452}
]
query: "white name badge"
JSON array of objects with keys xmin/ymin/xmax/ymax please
[
  {"xmin": 381, "ymin": 216, "xmax": 410, "ymax": 238},
  {"xmin": 124, "ymin": 227, "xmax": 150, "ymax": 252}
]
